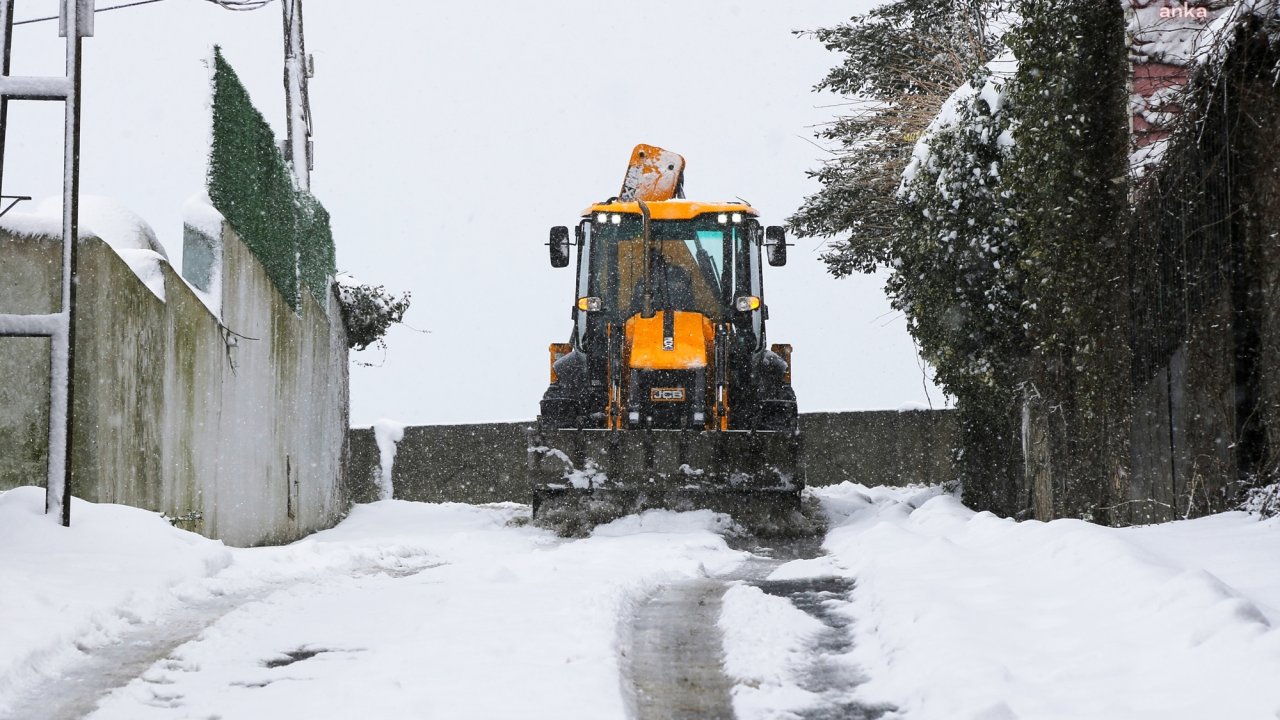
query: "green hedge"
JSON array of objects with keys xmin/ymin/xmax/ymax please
[
  {"xmin": 207, "ymin": 46, "xmax": 335, "ymax": 309},
  {"xmin": 297, "ymin": 193, "xmax": 335, "ymax": 305}
]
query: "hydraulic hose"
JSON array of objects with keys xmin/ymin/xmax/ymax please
[{"xmin": 638, "ymin": 199, "xmax": 654, "ymax": 319}]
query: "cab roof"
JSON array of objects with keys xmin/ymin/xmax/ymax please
[{"xmin": 582, "ymin": 199, "xmax": 759, "ymax": 221}]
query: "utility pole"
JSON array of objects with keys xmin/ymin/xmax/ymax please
[
  {"xmin": 0, "ymin": 0, "xmax": 13, "ymax": 198},
  {"xmin": 0, "ymin": 0, "xmax": 91, "ymax": 526},
  {"xmin": 281, "ymin": 0, "xmax": 311, "ymax": 191}
]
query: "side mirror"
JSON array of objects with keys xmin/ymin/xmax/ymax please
[
  {"xmin": 765, "ymin": 226, "xmax": 787, "ymax": 267},
  {"xmin": 549, "ymin": 226, "xmax": 570, "ymax": 268}
]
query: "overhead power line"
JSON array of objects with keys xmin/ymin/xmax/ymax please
[
  {"xmin": 206, "ymin": 0, "xmax": 274, "ymax": 11},
  {"xmin": 15, "ymin": 0, "xmax": 273, "ymax": 26}
]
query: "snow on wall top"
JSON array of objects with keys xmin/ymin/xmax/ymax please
[
  {"xmin": 35, "ymin": 195, "xmax": 170, "ymax": 260},
  {"xmin": 183, "ymin": 191, "xmax": 225, "ymax": 242},
  {"xmin": 1, "ymin": 196, "xmax": 172, "ymax": 302},
  {"xmin": 1128, "ymin": 0, "xmax": 1234, "ymax": 66},
  {"xmin": 115, "ymin": 249, "xmax": 170, "ymax": 301},
  {"xmin": 181, "ymin": 191, "xmax": 225, "ymax": 318},
  {"xmin": 0, "ymin": 203, "xmax": 96, "ymax": 241}
]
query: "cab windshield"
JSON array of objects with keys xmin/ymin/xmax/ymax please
[{"xmin": 584, "ymin": 214, "xmax": 753, "ymax": 322}]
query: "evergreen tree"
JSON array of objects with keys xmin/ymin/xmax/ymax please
[{"xmin": 789, "ymin": 0, "xmax": 1012, "ymax": 277}]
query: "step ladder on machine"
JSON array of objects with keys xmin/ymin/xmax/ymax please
[{"xmin": 0, "ymin": 0, "xmax": 92, "ymax": 526}]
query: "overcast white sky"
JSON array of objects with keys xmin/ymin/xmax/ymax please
[{"xmin": 4, "ymin": 0, "xmax": 946, "ymax": 426}]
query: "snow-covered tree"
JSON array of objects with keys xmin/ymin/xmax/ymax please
[
  {"xmin": 789, "ymin": 0, "xmax": 1015, "ymax": 278},
  {"xmin": 895, "ymin": 61, "xmax": 1027, "ymax": 513},
  {"xmin": 797, "ymin": 0, "xmax": 1131, "ymax": 519}
]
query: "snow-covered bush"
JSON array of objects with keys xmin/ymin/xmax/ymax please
[
  {"xmin": 896, "ymin": 60, "xmax": 1029, "ymax": 515},
  {"xmin": 1242, "ymin": 483, "xmax": 1280, "ymax": 519},
  {"xmin": 896, "ymin": 61, "xmax": 1022, "ymax": 395},
  {"xmin": 335, "ymin": 274, "xmax": 411, "ymax": 352}
]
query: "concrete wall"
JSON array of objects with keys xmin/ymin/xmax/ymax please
[
  {"xmin": 0, "ymin": 233, "xmax": 57, "ymax": 488},
  {"xmin": 347, "ymin": 410, "xmax": 958, "ymax": 505},
  {"xmin": 0, "ymin": 223, "xmax": 348, "ymax": 546},
  {"xmin": 801, "ymin": 410, "xmax": 957, "ymax": 487}
]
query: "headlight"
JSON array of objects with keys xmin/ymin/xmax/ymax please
[
  {"xmin": 577, "ymin": 296, "xmax": 603, "ymax": 312},
  {"xmin": 735, "ymin": 296, "xmax": 761, "ymax": 312}
]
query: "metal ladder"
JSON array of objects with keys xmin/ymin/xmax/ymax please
[{"xmin": 0, "ymin": 0, "xmax": 92, "ymax": 525}]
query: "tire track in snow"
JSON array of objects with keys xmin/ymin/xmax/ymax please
[
  {"xmin": 0, "ymin": 585, "xmax": 273, "ymax": 720},
  {"xmin": 622, "ymin": 534, "xmax": 891, "ymax": 720},
  {"xmin": 0, "ymin": 555, "xmax": 438, "ymax": 720}
]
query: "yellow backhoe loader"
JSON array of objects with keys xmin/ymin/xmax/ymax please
[{"xmin": 529, "ymin": 144, "xmax": 802, "ymax": 522}]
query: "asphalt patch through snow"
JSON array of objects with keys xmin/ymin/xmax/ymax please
[
  {"xmin": 753, "ymin": 575, "xmax": 894, "ymax": 720},
  {"xmin": 624, "ymin": 533, "xmax": 892, "ymax": 720}
]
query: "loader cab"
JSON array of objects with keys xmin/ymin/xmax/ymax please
[{"xmin": 568, "ymin": 204, "xmax": 767, "ymax": 354}]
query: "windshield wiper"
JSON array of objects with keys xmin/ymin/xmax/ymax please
[{"xmin": 689, "ymin": 235, "xmax": 721, "ymax": 299}]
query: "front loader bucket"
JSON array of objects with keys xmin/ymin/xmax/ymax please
[{"xmin": 527, "ymin": 427, "xmax": 805, "ymax": 529}]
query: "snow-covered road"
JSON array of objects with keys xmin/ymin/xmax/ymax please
[{"xmin": 2, "ymin": 484, "xmax": 1278, "ymax": 720}]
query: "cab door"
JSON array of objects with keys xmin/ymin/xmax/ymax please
[{"xmin": 733, "ymin": 220, "xmax": 764, "ymax": 352}]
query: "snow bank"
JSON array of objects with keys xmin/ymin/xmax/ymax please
[
  {"xmin": 592, "ymin": 507, "xmax": 740, "ymax": 537},
  {"xmin": 719, "ymin": 583, "xmax": 826, "ymax": 719},
  {"xmin": 804, "ymin": 482, "xmax": 1280, "ymax": 720},
  {"xmin": 0, "ymin": 487, "xmax": 231, "ymax": 714}
]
